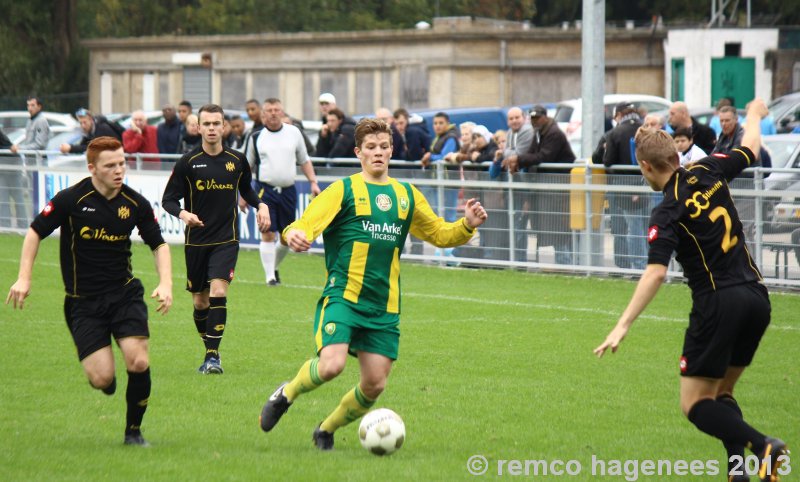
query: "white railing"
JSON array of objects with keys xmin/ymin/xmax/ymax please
[{"xmin": 2, "ymin": 149, "xmax": 799, "ymax": 287}]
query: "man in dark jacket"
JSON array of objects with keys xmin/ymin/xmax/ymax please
[
  {"xmin": 392, "ymin": 108, "xmax": 429, "ymax": 161},
  {"xmin": 315, "ymin": 108, "xmax": 356, "ymax": 158},
  {"xmin": 603, "ymin": 101, "xmax": 647, "ymax": 270},
  {"xmin": 668, "ymin": 101, "xmax": 716, "ymax": 154},
  {"xmin": 510, "ymin": 105, "xmax": 576, "ymax": 264},
  {"xmin": 711, "ymin": 106, "xmax": 744, "ymax": 155},
  {"xmin": 157, "ymin": 104, "xmax": 181, "ymax": 155},
  {"xmin": 59, "ymin": 108, "xmax": 123, "ymax": 154}
]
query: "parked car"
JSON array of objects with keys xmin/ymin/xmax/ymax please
[
  {"xmin": 762, "ymin": 134, "xmax": 800, "ymax": 231},
  {"xmin": 769, "ymin": 92, "xmax": 800, "ymax": 134},
  {"xmin": 0, "ymin": 111, "xmax": 79, "ymax": 135},
  {"xmin": 554, "ymin": 94, "xmax": 672, "ymax": 157}
]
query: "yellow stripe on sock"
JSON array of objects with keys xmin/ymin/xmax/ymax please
[{"xmin": 320, "ymin": 386, "xmax": 373, "ymax": 433}]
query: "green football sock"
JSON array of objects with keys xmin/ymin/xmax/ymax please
[
  {"xmin": 320, "ymin": 385, "xmax": 374, "ymax": 433},
  {"xmin": 284, "ymin": 357, "xmax": 324, "ymax": 402}
]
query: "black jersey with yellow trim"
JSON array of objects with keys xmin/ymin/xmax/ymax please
[
  {"xmin": 31, "ymin": 177, "xmax": 165, "ymax": 297},
  {"xmin": 647, "ymin": 147, "xmax": 762, "ymax": 294},
  {"xmin": 162, "ymin": 146, "xmax": 261, "ymax": 246}
]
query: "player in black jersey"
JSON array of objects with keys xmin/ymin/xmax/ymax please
[
  {"xmin": 162, "ymin": 104, "xmax": 270, "ymax": 374},
  {"xmin": 594, "ymin": 99, "xmax": 788, "ymax": 482},
  {"xmin": 6, "ymin": 137, "xmax": 173, "ymax": 446}
]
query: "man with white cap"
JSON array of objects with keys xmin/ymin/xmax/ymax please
[{"xmin": 318, "ymin": 93, "xmax": 337, "ymax": 124}]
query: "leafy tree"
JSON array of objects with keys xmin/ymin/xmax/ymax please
[{"xmin": 2, "ymin": 0, "xmax": 799, "ymax": 112}]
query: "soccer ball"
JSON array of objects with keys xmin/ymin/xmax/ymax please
[{"xmin": 358, "ymin": 408, "xmax": 405, "ymax": 456}]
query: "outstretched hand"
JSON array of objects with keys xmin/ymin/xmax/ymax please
[
  {"xmin": 593, "ymin": 324, "xmax": 630, "ymax": 358},
  {"xmin": 151, "ymin": 284, "xmax": 173, "ymax": 315},
  {"xmin": 463, "ymin": 198, "xmax": 488, "ymax": 229},
  {"xmin": 6, "ymin": 279, "xmax": 31, "ymax": 310},
  {"xmin": 285, "ymin": 229, "xmax": 312, "ymax": 252}
]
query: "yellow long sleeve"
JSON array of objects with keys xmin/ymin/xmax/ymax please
[
  {"xmin": 408, "ymin": 184, "xmax": 476, "ymax": 248},
  {"xmin": 281, "ymin": 180, "xmax": 345, "ymax": 244}
]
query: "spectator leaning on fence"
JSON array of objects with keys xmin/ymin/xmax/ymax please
[
  {"xmin": 392, "ymin": 108, "xmax": 429, "ymax": 161},
  {"xmin": 667, "ymin": 101, "xmax": 717, "ymax": 154},
  {"xmin": 469, "ymin": 125, "xmax": 497, "ymax": 165},
  {"xmin": 514, "ymin": 104, "xmax": 576, "ymax": 265},
  {"xmin": 60, "ymin": 108, "xmax": 124, "ymax": 155},
  {"xmin": 10, "ymin": 96, "xmax": 50, "ymax": 154},
  {"xmin": 444, "ymin": 121, "xmax": 475, "ymax": 164},
  {"xmin": 315, "ymin": 108, "xmax": 356, "ymax": 159},
  {"xmin": 157, "ymin": 104, "xmax": 182, "ymax": 155},
  {"xmin": 179, "ymin": 114, "xmax": 201, "ymax": 154},
  {"xmin": 711, "ymin": 106, "xmax": 744, "ymax": 155},
  {"xmin": 421, "ymin": 112, "xmax": 459, "ymax": 167},
  {"xmin": 123, "ymin": 110, "xmax": 159, "ymax": 163},
  {"xmin": 603, "ymin": 101, "xmax": 647, "ymax": 271},
  {"xmin": 492, "ymin": 107, "xmax": 533, "ymax": 179},
  {"xmin": 672, "ymin": 127, "xmax": 706, "ymax": 167}
]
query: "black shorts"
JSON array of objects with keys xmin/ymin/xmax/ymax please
[
  {"xmin": 64, "ymin": 278, "xmax": 149, "ymax": 361},
  {"xmin": 255, "ymin": 181, "xmax": 297, "ymax": 234},
  {"xmin": 184, "ymin": 241, "xmax": 239, "ymax": 292},
  {"xmin": 681, "ymin": 282, "xmax": 771, "ymax": 378}
]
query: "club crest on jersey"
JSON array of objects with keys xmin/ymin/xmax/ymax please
[
  {"xmin": 324, "ymin": 323, "xmax": 336, "ymax": 335},
  {"xmin": 118, "ymin": 205, "xmax": 130, "ymax": 220},
  {"xmin": 376, "ymin": 194, "xmax": 392, "ymax": 212},
  {"xmin": 225, "ymin": 161, "xmax": 235, "ymax": 172},
  {"xmin": 399, "ymin": 197, "xmax": 409, "ymax": 211},
  {"xmin": 648, "ymin": 225, "xmax": 658, "ymax": 243},
  {"xmin": 687, "ymin": 176, "xmax": 698, "ymax": 185},
  {"xmin": 42, "ymin": 201, "xmax": 54, "ymax": 216}
]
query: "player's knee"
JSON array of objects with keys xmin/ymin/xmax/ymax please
[
  {"xmin": 318, "ymin": 358, "xmax": 345, "ymax": 381},
  {"xmin": 360, "ymin": 379, "xmax": 386, "ymax": 400},
  {"xmin": 263, "ymin": 231, "xmax": 276, "ymax": 242},
  {"xmin": 680, "ymin": 398, "xmax": 698, "ymax": 418},
  {"xmin": 88, "ymin": 371, "xmax": 115, "ymax": 390},
  {"xmin": 127, "ymin": 356, "xmax": 149, "ymax": 373},
  {"xmin": 209, "ymin": 287, "xmax": 227, "ymax": 298}
]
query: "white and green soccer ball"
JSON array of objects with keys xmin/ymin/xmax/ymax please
[{"xmin": 358, "ymin": 408, "xmax": 405, "ymax": 456}]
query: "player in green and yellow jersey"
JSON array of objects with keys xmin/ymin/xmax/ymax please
[{"xmin": 259, "ymin": 118, "xmax": 488, "ymax": 450}]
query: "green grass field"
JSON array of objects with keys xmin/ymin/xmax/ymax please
[{"xmin": 0, "ymin": 232, "xmax": 797, "ymax": 481}]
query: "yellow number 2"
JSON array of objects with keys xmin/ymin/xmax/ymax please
[{"xmin": 708, "ymin": 206, "xmax": 738, "ymax": 253}]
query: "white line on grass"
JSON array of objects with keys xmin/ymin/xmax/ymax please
[{"xmin": 4, "ymin": 259, "xmax": 797, "ymax": 332}]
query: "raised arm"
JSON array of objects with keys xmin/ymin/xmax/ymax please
[{"xmin": 740, "ymin": 98, "xmax": 768, "ymax": 158}]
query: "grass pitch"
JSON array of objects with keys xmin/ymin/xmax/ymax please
[{"xmin": 0, "ymin": 233, "xmax": 797, "ymax": 481}]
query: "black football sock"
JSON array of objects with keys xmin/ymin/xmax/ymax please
[
  {"xmin": 101, "ymin": 376, "xmax": 117, "ymax": 395},
  {"xmin": 193, "ymin": 307, "xmax": 210, "ymax": 350},
  {"xmin": 717, "ymin": 394, "xmax": 746, "ymax": 474},
  {"xmin": 205, "ymin": 297, "xmax": 227, "ymax": 361},
  {"xmin": 125, "ymin": 368, "xmax": 151, "ymax": 435},
  {"xmin": 687, "ymin": 399, "xmax": 766, "ymax": 455}
]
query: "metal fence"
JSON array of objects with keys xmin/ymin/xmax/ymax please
[{"xmin": 2, "ymin": 149, "xmax": 799, "ymax": 288}]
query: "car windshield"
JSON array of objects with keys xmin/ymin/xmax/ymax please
[
  {"xmin": 768, "ymin": 96, "xmax": 800, "ymax": 120},
  {"xmin": 554, "ymin": 106, "xmax": 574, "ymax": 123},
  {"xmin": 763, "ymin": 138, "xmax": 799, "ymax": 168}
]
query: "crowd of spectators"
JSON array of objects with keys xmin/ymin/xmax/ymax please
[{"xmin": 2, "ymin": 93, "xmax": 795, "ymax": 268}]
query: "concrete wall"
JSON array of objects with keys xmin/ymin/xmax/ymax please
[
  {"xmin": 664, "ymin": 28, "xmax": 779, "ymax": 107},
  {"xmin": 83, "ymin": 19, "xmax": 667, "ymax": 118}
]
